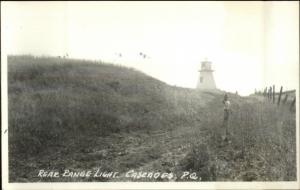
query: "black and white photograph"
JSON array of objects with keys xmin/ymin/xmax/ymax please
[{"xmin": 1, "ymin": 1, "xmax": 299, "ymax": 189}]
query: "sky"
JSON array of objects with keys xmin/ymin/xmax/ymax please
[{"xmin": 2, "ymin": 1, "xmax": 299, "ymax": 95}]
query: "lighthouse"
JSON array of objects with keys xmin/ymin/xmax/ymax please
[{"xmin": 197, "ymin": 59, "xmax": 217, "ymax": 89}]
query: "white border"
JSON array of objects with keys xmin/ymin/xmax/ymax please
[
  {"xmin": 1, "ymin": 1, "xmax": 300, "ymax": 189},
  {"xmin": 2, "ymin": 182, "xmax": 300, "ymax": 190}
]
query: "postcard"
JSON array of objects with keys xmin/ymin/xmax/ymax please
[{"xmin": 1, "ymin": 1, "xmax": 299, "ymax": 189}]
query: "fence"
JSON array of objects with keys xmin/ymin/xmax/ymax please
[{"xmin": 254, "ymin": 86, "xmax": 296, "ymax": 112}]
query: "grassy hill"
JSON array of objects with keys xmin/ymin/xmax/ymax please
[{"xmin": 7, "ymin": 55, "xmax": 296, "ymax": 182}]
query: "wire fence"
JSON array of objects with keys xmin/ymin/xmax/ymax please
[{"xmin": 254, "ymin": 86, "xmax": 296, "ymax": 112}]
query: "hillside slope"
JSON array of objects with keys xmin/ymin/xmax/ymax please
[
  {"xmin": 7, "ymin": 56, "xmax": 296, "ymax": 182},
  {"xmin": 8, "ymin": 55, "xmax": 216, "ymax": 181}
]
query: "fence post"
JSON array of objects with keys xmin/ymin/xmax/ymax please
[
  {"xmin": 277, "ymin": 86, "xmax": 283, "ymax": 106},
  {"xmin": 272, "ymin": 85, "xmax": 275, "ymax": 104},
  {"xmin": 283, "ymin": 94, "xmax": 288, "ymax": 104},
  {"xmin": 290, "ymin": 97, "xmax": 296, "ymax": 111}
]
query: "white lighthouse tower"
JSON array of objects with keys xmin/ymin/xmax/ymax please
[{"xmin": 197, "ymin": 59, "xmax": 217, "ymax": 89}]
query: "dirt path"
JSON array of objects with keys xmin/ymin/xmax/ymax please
[
  {"xmin": 106, "ymin": 96, "xmax": 218, "ymax": 182},
  {"xmin": 105, "ymin": 123, "xmax": 208, "ymax": 181}
]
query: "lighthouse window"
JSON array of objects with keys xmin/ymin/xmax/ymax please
[{"xmin": 200, "ymin": 77, "xmax": 203, "ymax": 83}]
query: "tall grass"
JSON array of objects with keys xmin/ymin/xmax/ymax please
[
  {"xmin": 8, "ymin": 55, "xmax": 296, "ymax": 182},
  {"xmin": 8, "ymin": 55, "xmax": 213, "ymax": 182},
  {"xmin": 178, "ymin": 94, "xmax": 296, "ymax": 181}
]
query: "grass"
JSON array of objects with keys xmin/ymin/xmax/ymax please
[
  {"xmin": 7, "ymin": 55, "xmax": 296, "ymax": 182},
  {"xmin": 177, "ymin": 95, "xmax": 296, "ymax": 181}
]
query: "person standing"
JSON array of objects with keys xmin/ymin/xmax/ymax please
[{"xmin": 222, "ymin": 93, "xmax": 231, "ymax": 141}]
